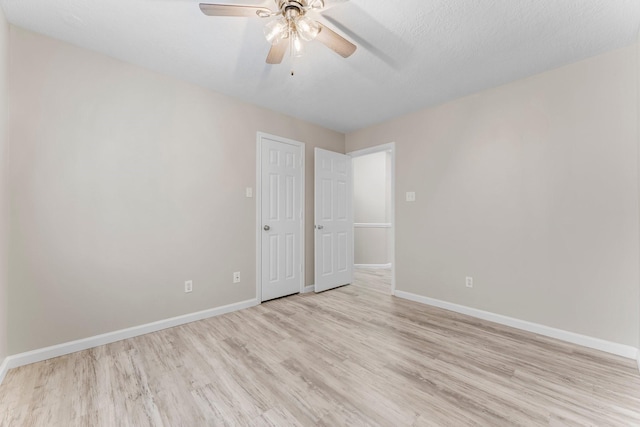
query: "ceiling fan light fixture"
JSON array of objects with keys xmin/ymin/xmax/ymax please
[
  {"xmin": 296, "ymin": 16, "xmax": 320, "ymax": 41},
  {"xmin": 306, "ymin": 0, "xmax": 325, "ymax": 10},
  {"xmin": 291, "ymin": 32, "xmax": 305, "ymax": 57},
  {"xmin": 264, "ymin": 18, "xmax": 287, "ymax": 44}
]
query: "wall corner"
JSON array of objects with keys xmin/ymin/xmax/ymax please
[{"xmin": 0, "ymin": 4, "xmax": 10, "ymax": 366}]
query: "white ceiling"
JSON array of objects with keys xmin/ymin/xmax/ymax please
[{"xmin": 1, "ymin": 0, "xmax": 640, "ymax": 133}]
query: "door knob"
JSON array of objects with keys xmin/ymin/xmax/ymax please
[
  {"xmin": 316, "ymin": 225, "xmax": 324, "ymax": 230},
  {"xmin": 263, "ymin": 225, "xmax": 270, "ymax": 231}
]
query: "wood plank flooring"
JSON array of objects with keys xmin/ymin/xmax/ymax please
[
  {"xmin": 352, "ymin": 267, "xmax": 393, "ymax": 295},
  {"xmin": 1, "ymin": 269, "xmax": 640, "ymax": 426}
]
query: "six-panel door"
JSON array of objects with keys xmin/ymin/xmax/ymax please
[
  {"xmin": 261, "ymin": 137, "xmax": 303, "ymax": 301},
  {"xmin": 314, "ymin": 148, "xmax": 354, "ymax": 292}
]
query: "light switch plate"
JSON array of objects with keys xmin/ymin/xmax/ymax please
[
  {"xmin": 406, "ymin": 191, "xmax": 416, "ymax": 202},
  {"xmin": 245, "ymin": 187, "xmax": 253, "ymax": 198}
]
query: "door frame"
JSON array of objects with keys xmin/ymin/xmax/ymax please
[
  {"xmin": 347, "ymin": 142, "xmax": 396, "ymax": 295},
  {"xmin": 255, "ymin": 132, "xmax": 306, "ymax": 302}
]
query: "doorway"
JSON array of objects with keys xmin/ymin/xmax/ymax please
[
  {"xmin": 256, "ymin": 132, "xmax": 305, "ymax": 302},
  {"xmin": 348, "ymin": 143, "xmax": 395, "ymax": 295}
]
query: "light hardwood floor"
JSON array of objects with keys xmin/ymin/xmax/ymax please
[
  {"xmin": 353, "ymin": 267, "xmax": 392, "ymax": 295},
  {"xmin": 1, "ymin": 270, "xmax": 640, "ymax": 426}
]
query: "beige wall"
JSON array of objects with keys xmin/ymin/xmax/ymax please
[
  {"xmin": 0, "ymin": 8, "xmax": 8, "ymax": 362},
  {"xmin": 354, "ymin": 228, "xmax": 388, "ymax": 265},
  {"xmin": 5, "ymin": 24, "xmax": 639, "ymax": 356},
  {"xmin": 347, "ymin": 45, "xmax": 640, "ymax": 347},
  {"xmin": 7, "ymin": 27, "xmax": 344, "ymax": 354}
]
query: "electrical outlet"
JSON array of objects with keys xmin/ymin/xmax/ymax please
[
  {"xmin": 233, "ymin": 272, "xmax": 241, "ymax": 283},
  {"xmin": 466, "ymin": 276, "xmax": 473, "ymax": 288},
  {"xmin": 185, "ymin": 280, "xmax": 193, "ymax": 293},
  {"xmin": 245, "ymin": 187, "xmax": 253, "ymax": 198},
  {"xmin": 406, "ymin": 191, "xmax": 416, "ymax": 202}
]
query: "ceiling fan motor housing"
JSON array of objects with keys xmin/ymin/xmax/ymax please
[
  {"xmin": 278, "ymin": 1, "xmax": 305, "ymax": 10},
  {"xmin": 280, "ymin": 1, "xmax": 305, "ymax": 16}
]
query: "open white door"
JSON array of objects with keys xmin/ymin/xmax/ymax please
[{"xmin": 314, "ymin": 148, "xmax": 353, "ymax": 292}]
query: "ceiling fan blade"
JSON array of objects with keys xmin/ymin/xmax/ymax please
[
  {"xmin": 266, "ymin": 42, "xmax": 288, "ymax": 64},
  {"xmin": 199, "ymin": 3, "xmax": 271, "ymax": 17},
  {"xmin": 315, "ymin": 23, "xmax": 356, "ymax": 58}
]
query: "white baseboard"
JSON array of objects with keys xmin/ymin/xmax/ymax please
[
  {"xmin": 302, "ymin": 285, "xmax": 315, "ymax": 294},
  {"xmin": 354, "ymin": 263, "xmax": 392, "ymax": 269},
  {"xmin": 1, "ymin": 298, "xmax": 259, "ymax": 381},
  {"xmin": 395, "ymin": 290, "xmax": 638, "ymax": 360},
  {"xmin": 0, "ymin": 356, "xmax": 8, "ymax": 385}
]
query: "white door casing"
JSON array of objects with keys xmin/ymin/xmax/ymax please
[
  {"xmin": 314, "ymin": 148, "xmax": 353, "ymax": 292},
  {"xmin": 258, "ymin": 133, "xmax": 304, "ymax": 302}
]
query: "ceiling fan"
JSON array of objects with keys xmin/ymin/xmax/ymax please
[{"xmin": 199, "ymin": 0, "xmax": 357, "ymax": 64}]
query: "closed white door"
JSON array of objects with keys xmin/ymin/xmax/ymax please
[
  {"xmin": 315, "ymin": 148, "xmax": 353, "ymax": 292},
  {"xmin": 260, "ymin": 135, "xmax": 303, "ymax": 301}
]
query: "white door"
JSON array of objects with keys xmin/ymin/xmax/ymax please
[
  {"xmin": 314, "ymin": 148, "xmax": 353, "ymax": 292},
  {"xmin": 260, "ymin": 135, "xmax": 303, "ymax": 301}
]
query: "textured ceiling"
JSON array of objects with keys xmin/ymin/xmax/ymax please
[{"xmin": 1, "ymin": 0, "xmax": 640, "ymax": 132}]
